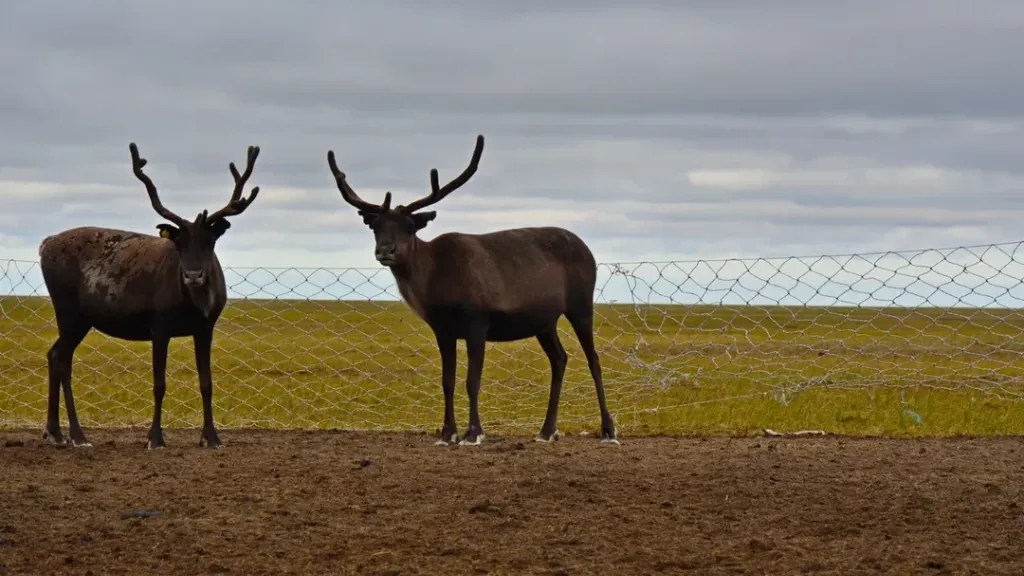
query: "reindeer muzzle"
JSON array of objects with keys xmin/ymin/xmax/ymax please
[{"xmin": 182, "ymin": 269, "xmax": 207, "ymax": 287}]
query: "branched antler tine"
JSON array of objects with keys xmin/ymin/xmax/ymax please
[
  {"xmin": 326, "ymin": 150, "xmax": 384, "ymax": 213},
  {"xmin": 402, "ymin": 134, "xmax": 485, "ymax": 214},
  {"xmin": 208, "ymin": 145, "xmax": 262, "ymax": 222},
  {"xmin": 206, "ymin": 186, "xmax": 260, "ymax": 222},
  {"xmin": 228, "ymin": 145, "xmax": 260, "ymax": 203},
  {"xmin": 128, "ymin": 142, "xmax": 187, "ymax": 226}
]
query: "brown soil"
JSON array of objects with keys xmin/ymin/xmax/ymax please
[{"xmin": 0, "ymin": 429, "xmax": 1022, "ymax": 576}]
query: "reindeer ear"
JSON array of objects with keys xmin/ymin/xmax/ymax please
[
  {"xmin": 208, "ymin": 218, "xmax": 231, "ymax": 240},
  {"xmin": 357, "ymin": 210, "xmax": 376, "ymax": 227},
  {"xmin": 156, "ymin": 224, "xmax": 179, "ymax": 241},
  {"xmin": 409, "ymin": 211, "xmax": 436, "ymax": 231}
]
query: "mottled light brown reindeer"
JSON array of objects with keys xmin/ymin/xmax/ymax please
[
  {"xmin": 326, "ymin": 135, "xmax": 618, "ymax": 446},
  {"xmin": 37, "ymin": 142, "xmax": 262, "ymax": 450}
]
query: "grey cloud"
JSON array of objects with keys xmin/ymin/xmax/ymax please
[
  {"xmin": 5, "ymin": 1, "xmax": 1024, "ymax": 125},
  {"xmin": 3, "ymin": 0, "xmax": 1024, "ymax": 270}
]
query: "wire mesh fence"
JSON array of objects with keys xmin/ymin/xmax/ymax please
[{"xmin": 3, "ymin": 240, "xmax": 1024, "ymax": 436}]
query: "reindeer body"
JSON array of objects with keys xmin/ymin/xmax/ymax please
[
  {"xmin": 327, "ymin": 135, "xmax": 618, "ymax": 446},
  {"xmin": 39, "ymin": 143, "xmax": 261, "ymax": 450},
  {"xmin": 395, "ymin": 226, "xmax": 597, "ymax": 342},
  {"xmin": 39, "ymin": 226, "xmax": 227, "ymax": 341}
]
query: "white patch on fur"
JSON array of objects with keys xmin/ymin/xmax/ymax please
[{"xmin": 82, "ymin": 261, "xmax": 122, "ymax": 305}]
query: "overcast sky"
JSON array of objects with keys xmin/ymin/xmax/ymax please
[{"xmin": 2, "ymin": 0, "xmax": 1024, "ymax": 304}]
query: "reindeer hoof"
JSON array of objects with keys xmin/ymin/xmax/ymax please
[
  {"xmin": 199, "ymin": 437, "xmax": 223, "ymax": 450},
  {"xmin": 435, "ymin": 432, "xmax": 458, "ymax": 446},
  {"xmin": 534, "ymin": 430, "xmax": 560, "ymax": 443},
  {"xmin": 458, "ymin": 434, "xmax": 485, "ymax": 446},
  {"xmin": 147, "ymin": 430, "xmax": 166, "ymax": 450},
  {"xmin": 42, "ymin": 429, "xmax": 65, "ymax": 445}
]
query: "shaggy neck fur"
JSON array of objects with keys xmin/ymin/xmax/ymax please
[
  {"xmin": 185, "ymin": 281, "xmax": 218, "ymax": 319},
  {"xmin": 389, "ymin": 237, "xmax": 434, "ymax": 321},
  {"xmin": 177, "ymin": 252, "xmax": 221, "ymax": 319}
]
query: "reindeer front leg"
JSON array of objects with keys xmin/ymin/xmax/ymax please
[
  {"xmin": 193, "ymin": 327, "xmax": 222, "ymax": 449},
  {"xmin": 460, "ymin": 319, "xmax": 489, "ymax": 446},
  {"xmin": 434, "ymin": 331, "xmax": 458, "ymax": 445},
  {"xmin": 148, "ymin": 333, "xmax": 170, "ymax": 449}
]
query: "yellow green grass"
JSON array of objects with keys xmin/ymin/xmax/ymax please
[{"xmin": 1, "ymin": 295, "xmax": 1023, "ymax": 437}]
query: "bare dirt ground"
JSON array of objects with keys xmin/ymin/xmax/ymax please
[{"xmin": 0, "ymin": 429, "xmax": 1022, "ymax": 576}]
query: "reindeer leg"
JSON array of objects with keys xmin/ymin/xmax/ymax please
[
  {"xmin": 567, "ymin": 308, "xmax": 619, "ymax": 445},
  {"xmin": 193, "ymin": 327, "xmax": 222, "ymax": 449},
  {"xmin": 43, "ymin": 293, "xmax": 91, "ymax": 447},
  {"xmin": 43, "ymin": 339, "xmax": 65, "ymax": 445},
  {"xmin": 434, "ymin": 331, "xmax": 459, "ymax": 445},
  {"xmin": 535, "ymin": 327, "xmax": 567, "ymax": 443},
  {"xmin": 460, "ymin": 319, "xmax": 489, "ymax": 446},
  {"xmin": 60, "ymin": 319, "xmax": 93, "ymax": 448},
  {"xmin": 148, "ymin": 333, "xmax": 170, "ymax": 449}
]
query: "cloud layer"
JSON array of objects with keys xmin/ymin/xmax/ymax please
[{"xmin": 2, "ymin": 0, "xmax": 1023, "ymax": 285}]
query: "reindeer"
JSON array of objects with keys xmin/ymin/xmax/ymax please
[
  {"xmin": 325, "ymin": 135, "xmax": 618, "ymax": 446},
  {"xmin": 37, "ymin": 142, "xmax": 262, "ymax": 450}
]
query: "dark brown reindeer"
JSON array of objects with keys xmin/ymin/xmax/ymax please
[
  {"xmin": 326, "ymin": 135, "xmax": 618, "ymax": 446},
  {"xmin": 37, "ymin": 142, "xmax": 262, "ymax": 450}
]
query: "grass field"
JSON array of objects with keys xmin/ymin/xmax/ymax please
[{"xmin": 1, "ymin": 295, "xmax": 1023, "ymax": 437}]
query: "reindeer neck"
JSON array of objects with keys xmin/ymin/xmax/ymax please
[
  {"xmin": 179, "ymin": 257, "xmax": 223, "ymax": 320},
  {"xmin": 184, "ymin": 283, "xmax": 218, "ymax": 319},
  {"xmin": 388, "ymin": 236, "xmax": 434, "ymax": 321}
]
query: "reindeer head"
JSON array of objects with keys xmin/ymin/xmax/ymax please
[
  {"xmin": 129, "ymin": 142, "xmax": 262, "ymax": 287},
  {"xmin": 327, "ymin": 135, "xmax": 484, "ymax": 267}
]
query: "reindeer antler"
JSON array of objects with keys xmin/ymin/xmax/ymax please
[
  {"xmin": 129, "ymin": 143, "xmax": 188, "ymax": 227},
  {"xmin": 207, "ymin": 145, "xmax": 262, "ymax": 222},
  {"xmin": 326, "ymin": 150, "xmax": 392, "ymax": 213},
  {"xmin": 399, "ymin": 135, "xmax": 484, "ymax": 214}
]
